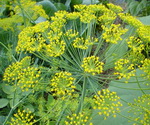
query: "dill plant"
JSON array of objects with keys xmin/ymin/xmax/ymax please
[{"xmin": 0, "ymin": 0, "xmax": 150, "ymax": 125}]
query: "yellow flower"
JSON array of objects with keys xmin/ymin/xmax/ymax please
[
  {"xmin": 128, "ymin": 94, "xmax": 150, "ymax": 125},
  {"xmin": 0, "ymin": 15, "xmax": 23, "ymax": 31},
  {"xmin": 14, "ymin": 0, "xmax": 48, "ymax": 20},
  {"xmin": 8, "ymin": 109, "xmax": 36, "ymax": 125},
  {"xmin": 93, "ymin": 89, "xmax": 122, "ymax": 119},
  {"xmin": 3, "ymin": 56, "xmax": 41, "ymax": 91},
  {"xmin": 66, "ymin": 12, "xmax": 80, "ymax": 20},
  {"xmin": 16, "ymin": 21, "xmax": 50, "ymax": 53},
  {"xmin": 65, "ymin": 112, "xmax": 92, "ymax": 125},
  {"xmin": 50, "ymin": 10, "xmax": 67, "ymax": 32},
  {"xmin": 107, "ymin": 3, "xmax": 123, "ymax": 13},
  {"xmin": 102, "ymin": 24, "xmax": 128, "ymax": 44},
  {"xmin": 42, "ymin": 39, "xmax": 66, "ymax": 57},
  {"xmin": 98, "ymin": 10, "xmax": 116, "ymax": 25},
  {"xmin": 137, "ymin": 25, "xmax": 150, "ymax": 43},
  {"xmin": 50, "ymin": 72, "xmax": 76, "ymax": 98},
  {"xmin": 81, "ymin": 56, "xmax": 104, "ymax": 75},
  {"xmin": 114, "ymin": 59, "xmax": 136, "ymax": 82},
  {"xmin": 139, "ymin": 59, "xmax": 150, "ymax": 85},
  {"xmin": 127, "ymin": 36, "xmax": 144, "ymax": 53},
  {"xmin": 73, "ymin": 37, "xmax": 98, "ymax": 49},
  {"xmin": 118, "ymin": 13, "xmax": 143, "ymax": 28}
]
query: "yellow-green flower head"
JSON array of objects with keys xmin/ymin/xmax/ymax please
[
  {"xmin": 65, "ymin": 112, "xmax": 93, "ymax": 125},
  {"xmin": 118, "ymin": 13, "xmax": 143, "ymax": 28},
  {"xmin": 74, "ymin": 4, "xmax": 87, "ymax": 11},
  {"xmin": 114, "ymin": 59, "xmax": 135, "ymax": 82},
  {"xmin": 50, "ymin": 11, "xmax": 68, "ymax": 32},
  {"xmin": 8, "ymin": 109, "xmax": 36, "ymax": 125},
  {"xmin": 140, "ymin": 59, "xmax": 150, "ymax": 85},
  {"xmin": 81, "ymin": 56, "xmax": 104, "ymax": 75},
  {"xmin": 98, "ymin": 10, "xmax": 117, "ymax": 25},
  {"xmin": 64, "ymin": 29, "xmax": 79, "ymax": 40},
  {"xmin": 66, "ymin": 12, "xmax": 81, "ymax": 20},
  {"xmin": 42, "ymin": 39, "xmax": 66, "ymax": 57},
  {"xmin": 3, "ymin": 56, "xmax": 41, "ymax": 91},
  {"xmin": 0, "ymin": 15, "xmax": 23, "ymax": 31},
  {"xmin": 128, "ymin": 94, "xmax": 150, "ymax": 125},
  {"xmin": 73, "ymin": 37, "xmax": 98, "ymax": 49},
  {"xmin": 79, "ymin": 10, "xmax": 97, "ymax": 23},
  {"xmin": 102, "ymin": 24, "xmax": 128, "ymax": 44},
  {"xmin": 127, "ymin": 36, "xmax": 144, "ymax": 53},
  {"xmin": 126, "ymin": 51, "xmax": 145, "ymax": 65},
  {"xmin": 137, "ymin": 25, "xmax": 150, "ymax": 43},
  {"xmin": 74, "ymin": 4, "xmax": 109, "ymax": 24},
  {"xmin": 93, "ymin": 89, "xmax": 122, "ymax": 119},
  {"xmin": 74, "ymin": 4, "xmax": 108, "ymax": 13},
  {"xmin": 107, "ymin": 3, "xmax": 123, "ymax": 13},
  {"xmin": 16, "ymin": 21, "xmax": 50, "ymax": 53},
  {"xmin": 50, "ymin": 71, "xmax": 76, "ymax": 98},
  {"xmin": 14, "ymin": 0, "xmax": 48, "ymax": 20}
]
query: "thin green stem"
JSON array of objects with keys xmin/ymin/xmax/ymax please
[{"xmin": 76, "ymin": 76, "xmax": 87, "ymax": 114}]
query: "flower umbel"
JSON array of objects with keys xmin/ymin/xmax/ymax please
[
  {"xmin": 50, "ymin": 72, "xmax": 76, "ymax": 98},
  {"xmin": 114, "ymin": 59, "xmax": 135, "ymax": 82},
  {"xmin": 93, "ymin": 89, "xmax": 122, "ymax": 119},
  {"xmin": 81, "ymin": 56, "xmax": 104, "ymax": 75},
  {"xmin": 65, "ymin": 112, "xmax": 93, "ymax": 125},
  {"xmin": 8, "ymin": 109, "xmax": 35, "ymax": 125},
  {"xmin": 128, "ymin": 94, "xmax": 150, "ymax": 125},
  {"xmin": 73, "ymin": 37, "xmax": 98, "ymax": 49},
  {"xmin": 139, "ymin": 59, "xmax": 150, "ymax": 85},
  {"xmin": 102, "ymin": 24, "xmax": 128, "ymax": 44},
  {"xmin": 3, "ymin": 56, "xmax": 41, "ymax": 91}
]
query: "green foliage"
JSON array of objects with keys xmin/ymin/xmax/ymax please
[{"xmin": 126, "ymin": 0, "xmax": 150, "ymax": 16}]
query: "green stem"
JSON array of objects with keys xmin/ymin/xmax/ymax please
[
  {"xmin": 76, "ymin": 76, "xmax": 87, "ymax": 114},
  {"xmin": 17, "ymin": 0, "xmax": 27, "ymax": 27},
  {"xmin": 0, "ymin": 41, "xmax": 17, "ymax": 62},
  {"xmin": 135, "ymin": 71, "xmax": 146, "ymax": 94}
]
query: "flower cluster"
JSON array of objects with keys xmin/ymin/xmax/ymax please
[
  {"xmin": 0, "ymin": 15, "xmax": 23, "ymax": 31},
  {"xmin": 93, "ymin": 89, "xmax": 122, "ymax": 119},
  {"xmin": 81, "ymin": 56, "xmax": 104, "ymax": 75},
  {"xmin": 66, "ymin": 12, "xmax": 80, "ymax": 20},
  {"xmin": 16, "ymin": 21, "xmax": 50, "ymax": 53},
  {"xmin": 14, "ymin": 0, "xmax": 48, "ymax": 20},
  {"xmin": 43, "ymin": 39, "xmax": 66, "ymax": 57},
  {"xmin": 0, "ymin": 0, "xmax": 48, "ymax": 31},
  {"xmin": 114, "ymin": 59, "xmax": 135, "ymax": 82},
  {"xmin": 102, "ymin": 24, "xmax": 128, "ymax": 44},
  {"xmin": 140, "ymin": 59, "xmax": 150, "ymax": 85},
  {"xmin": 107, "ymin": 3, "xmax": 123, "ymax": 13},
  {"xmin": 126, "ymin": 36, "xmax": 145, "ymax": 64},
  {"xmin": 50, "ymin": 72, "xmax": 76, "ymax": 98},
  {"xmin": 118, "ymin": 13, "xmax": 143, "ymax": 28},
  {"xmin": 65, "ymin": 112, "xmax": 93, "ymax": 125},
  {"xmin": 50, "ymin": 11, "xmax": 68, "ymax": 32},
  {"xmin": 64, "ymin": 29, "xmax": 79, "ymax": 40},
  {"xmin": 3, "ymin": 56, "xmax": 41, "ymax": 91},
  {"xmin": 98, "ymin": 10, "xmax": 116, "ymax": 25},
  {"xmin": 126, "ymin": 51, "xmax": 145, "ymax": 65},
  {"xmin": 8, "ymin": 109, "xmax": 35, "ymax": 125},
  {"xmin": 74, "ymin": 4, "xmax": 110, "ymax": 23},
  {"xmin": 16, "ymin": 20, "xmax": 66, "ymax": 57},
  {"xmin": 137, "ymin": 25, "xmax": 150, "ymax": 43},
  {"xmin": 73, "ymin": 37, "xmax": 98, "ymax": 49},
  {"xmin": 128, "ymin": 94, "xmax": 150, "ymax": 125},
  {"xmin": 127, "ymin": 36, "xmax": 144, "ymax": 53}
]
